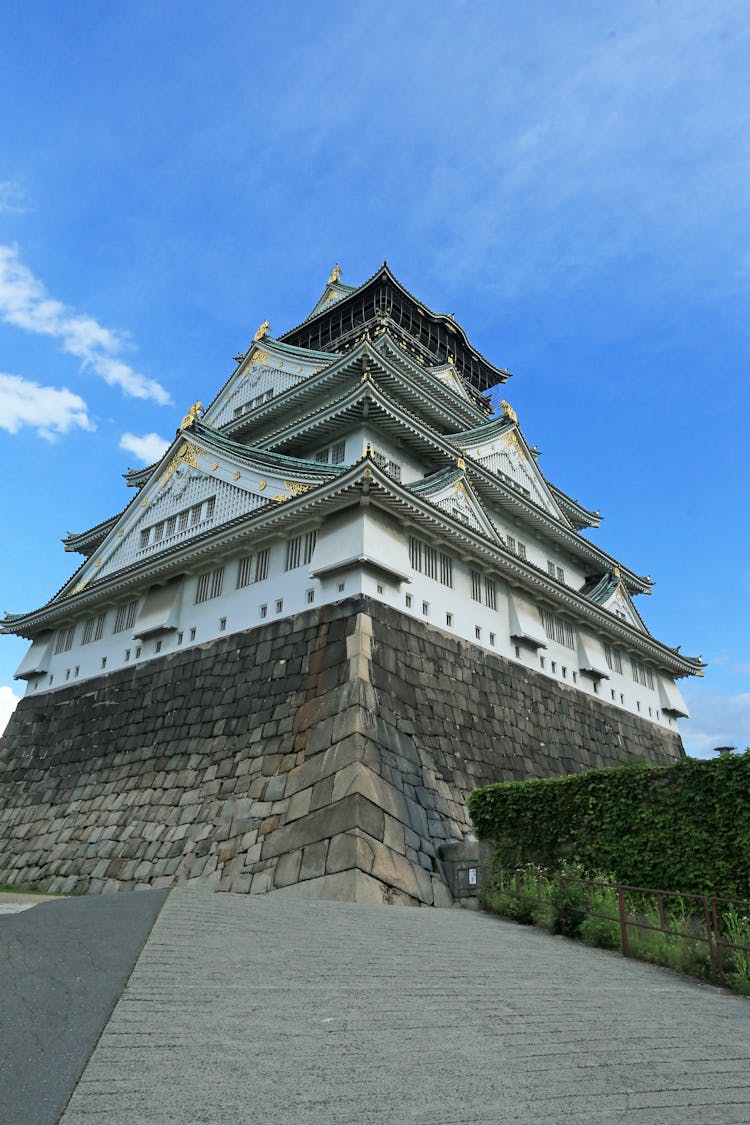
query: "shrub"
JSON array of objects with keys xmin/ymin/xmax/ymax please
[{"xmin": 468, "ymin": 751, "xmax": 750, "ymax": 899}]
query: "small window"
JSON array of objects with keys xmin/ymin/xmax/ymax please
[
  {"xmin": 475, "ymin": 626, "xmax": 481, "ymax": 640},
  {"xmin": 611, "ymin": 689, "xmax": 616, "ymax": 700},
  {"xmin": 306, "ymin": 588, "xmax": 315, "ymax": 604},
  {"xmin": 471, "ymin": 570, "xmax": 482, "ymax": 602},
  {"xmin": 154, "ymin": 640, "xmax": 162, "ymax": 654},
  {"xmin": 422, "ymin": 601, "xmax": 429, "ymax": 616},
  {"xmin": 74, "ymin": 665, "xmax": 79, "ymax": 677},
  {"xmin": 260, "ymin": 604, "xmax": 267, "ymax": 619},
  {"xmin": 557, "ymin": 566, "xmax": 565, "ymax": 583},
  {"xmin": 446, "ymin": 612, "xmax": 453, "ymax": 626},
  {"xmin": 189, "ymin": 629, "xmax": 195, "ymax": 641},
  {"xmin": 337, "ymin": 582, "xmax": 345, "ymax": 592},
  {"xmin": 101, "ymin": 656, "xmax": 107, "ymax": 668},
  {"xmin": 113, "ymin": 600, "xmax": 138, "ymax": 634},
  {"xmin": 517, "ymin": 542, "xmax": 527, "ymax": 560},
  {"xmin": 489, "ymin": 632, "xmax": 495, "ymax": 646},
  {"xmin": 406, "ymin": 593, "xmax": 413, "ymax": 608},
  {"xmin": 637, "ymin": 701, "xmax": 641, "ymax": 712},
  {"xmin": 547, "ymin": 560, "xmax": 555, "ymax": 577},
  {"xmin": 219, "ymin": 617, "xmax": 227, "ymax": 632},
  {"xmin": 275, "ymin": 599, "xmax": 283, "ymax": 613},
  {"xmin": 195, "ymin": 566, "xmax": 224, "ymax": 604},
  {"xmin": 65, "ymin": 668, "xmax": 70, "ymax": 681},
  {"xmin": 620, "ymin": 693, "xmax": 625, "ymax": 704},
  {"xmin": 507, "ymin": 535, "xmax": 516, "ymax": 553},
  {"xmin": 514, "ymin": 644, "xmax": 521, "ymax": 658},
  {"xmin": 55, "ymin": 626, "xmax": 75, "ymax": 654},
  {"xmin": 135, "ymin": 645, "xmax": 142, "ymax": 658},
  {"xmin": 376, "ymin": 583, "xmax": 384, "ymax": 594},
  {"xmin": 593, "ymin": 680, "xmax": 599, "ymax": 694},
  {"xmin": 331, "ymin": 440, "xmax": 346, "ymax": 464},
  {"xmin": 551, "ymin": 661, "xmax": 557, "ymax": 673},
  {"xmin": 572, "ymin": 671, "xmax": 577, "ymax": 683},
  {"xmin": 561, "ymin": 666, "xmax": 567, "ymax": 679},
  {"xmin": 539, "ymin": 655, "xmax": 545, "ymax": 668},
  {"xmin": 254, "ymin": 549, "xmax": 269, "ymax": 583},
  {"xmin": 124, "ymin": 648, "xmax": 131, "ymax": 662},
  {"xmin": 177, "ymin": 632, "xmax": 183, "ymax": 645}
]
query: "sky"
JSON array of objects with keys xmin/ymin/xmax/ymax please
[{"xmin": 0, "ymin": 1, "xmax": 748, "ymax": 757}]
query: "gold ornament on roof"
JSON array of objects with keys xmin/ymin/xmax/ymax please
[
  {"xmin": 500, "ymin": 399, "xmax": 518, "ymax": 424},
  {"xmin": 253, "ymin": 320, "xmax": 271, "ymax": 342},
  {"xmin": 328, "ymin": 263, "xmax": 342, "ymax": 285},
  {"xmin": 180, "ymin": 401, "xmax": 204, "ymax": 431}
]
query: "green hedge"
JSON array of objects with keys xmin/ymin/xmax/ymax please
[{"xmin": 468, "ymin": 752, "xmax": 750, "ymax": 900}]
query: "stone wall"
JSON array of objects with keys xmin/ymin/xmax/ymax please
[{"xmin": 0, "ymin": 597, "xmax": 683, "ymax": 905}]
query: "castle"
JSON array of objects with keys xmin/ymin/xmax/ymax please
[{"xmin": 0, "ymin": 264, "xmax": 703, "ymax": 904}]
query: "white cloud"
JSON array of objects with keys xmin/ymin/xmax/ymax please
[
  {"xmin": 0, "ymin": 684, "xmax": 20, "ymax": 736},
  {"xmin": 119, "ymin": 431, "xmax": 170, "ymax": 465},
  {"xmin": 0, "ymin": 372, "xmax": 93, "ymax": 440},
  {"xmin": 0, "ymin": 181, "xmax": 28, "ymax": 214},
  {"xmin": 680, "ymin": 688, "xmax": 750, "ymax": 759},
  {"xmin": 0, "ymin": 245, "xmax": 172, "ymax": 405}
]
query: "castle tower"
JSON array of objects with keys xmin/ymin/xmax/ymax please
[{"xmin": 0, "ymin": 265, "xmax": 703, "ymax": 903}]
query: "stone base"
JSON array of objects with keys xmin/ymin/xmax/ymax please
[{"xmin": 0, "ymin": 597, "xmax": 683, "ymax": 904}]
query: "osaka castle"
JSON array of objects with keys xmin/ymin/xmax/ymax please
[{"xmin": 0, "ymin": 264, "xmax": 704, "ymax": 902}]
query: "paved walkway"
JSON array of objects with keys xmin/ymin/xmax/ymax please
[{"xmin": 57, "ymin": 888, "xmax": 750, "ymax": 1124}]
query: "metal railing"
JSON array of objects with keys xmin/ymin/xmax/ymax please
[{"xmin": 484, "ymin": 866, "xmax": 750, "ymax": 988}]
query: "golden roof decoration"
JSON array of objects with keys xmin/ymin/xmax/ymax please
[
  {"xmin": 500, "ymin": 399, "xmax": 518, "ymax": 424},
  {"xmin": 180, "ymin": 401, "xmax": 204, "ymax": 431},
  {"xmin": 253, "ymin": 320, "xmax": 271, "ymax": 342},
  {"xmin": 328, "ymin": 263, "xmax": 342, "ymax": 285}
]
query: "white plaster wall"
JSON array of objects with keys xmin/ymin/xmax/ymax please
[{"xmin": 20, "ymin": 508, "xmax": 680, "ymax": 732}]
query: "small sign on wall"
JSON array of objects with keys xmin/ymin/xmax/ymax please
[{"xmin": 468, "ymin": 867, "xmax": 478, "ymax": 887}]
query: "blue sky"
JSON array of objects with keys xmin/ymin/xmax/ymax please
[{"xmin": 0, "ymin": 1, "xmax": 748, "ymax": 757}]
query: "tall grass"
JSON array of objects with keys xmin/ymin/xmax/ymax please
[{"xmin": 483, "ymin": 865, "xmax": 750, "ymax": 995}]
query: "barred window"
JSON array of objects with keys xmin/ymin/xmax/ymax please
[
  {"xmin": 471, "ymin": 570, "xmax": 482, "ymax": 602},
  {"xmin": 557, "ymin": 566, "xmax": 565, "ymax": 583},
  {"xmin": 484, "ymin": 577, "xmax": 497, "ymax": 611},
  {"xmin": 315, "ymin": 449, "xmax": 329, "ymax": 463},
  {"xmin": 517, "ymin": 542, "xmax": 527, "ymax": 560},
  {"xmin": 113, "ymin": 600, "xmax": 138, "ymax": 634},
  {"xmin": 254, "ymin": 548, "xmax": 269, "ymax": 582},
  {"xmin": 409, "ymin": 536, "xmax": 453, "ymax": 587},
  {"xmin": 81, "ymin": 613, "xmax": 106, "ymax": 645},
  {"xmin": 604, "ymin": 643, "xmax": 623, "ymax": 674},
  {"xmin": 237, "ymin": 555, "xmax": 254, "ymax": 588},
  {"xmin": 55, "ymin": 626, "xmax": 75, "ymax": 654},
  {"xmin": 331, "ymin": 441, "xmax": 346, "ymax": 464},
  {"xmin": 139, "ymin": 497, "xmax": 216, "ymax": 550},
  {"xmin": 303, "ymin": 530, "xmax": 317, "ymax": 564},
  {"xmin": 631, "ymin": 657, "xmax": 654, "ymax": 689},
  {"xmin": 507, "ymin": 535, "xmax": 516, "ymax": 552},
  {"xmin": 388, "ymin": 461, "xmax": 402, "ymax": 482},
  {"xmin": 285, "ymin": 536, "xmax": 302, "ymax": 571},
  {"xmin": 541, "ymin": 607, "xmax": 575, "ymax": 649},
  {"xmin": 195, "ymin": 566, "xmax": 224, "ymax": 604},
  {"xmin": 547, "ymin": 560, "xmax": 556, "ymax": 576}
]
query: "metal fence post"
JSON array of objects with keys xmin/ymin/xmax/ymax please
[{"xmin": 618, "ymin": 885, "xmax": 630, "ymax": 957}]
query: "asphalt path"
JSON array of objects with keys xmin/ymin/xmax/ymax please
[{"xmin": 0, "ymin": 889, "xmax": 167, "ymax": 1125}]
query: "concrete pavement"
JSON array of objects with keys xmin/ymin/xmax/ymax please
[{"xmin": 57, "ymin": 888, "xmax": 750, "ymax": 1124}]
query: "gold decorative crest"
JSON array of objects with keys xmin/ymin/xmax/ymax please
[
  {"xmin": 500, "ymin": 399, "xmax": 518, "ymax": 424},
  {"xmin": 161, "ymin": 441, "xmax": 206, "ymax": 487},
  {"xmin": 253, "ymin": 320, "xmax": 271, "ymax": 342},
  {"xmin": 328, "ymin": 263, "xmax": 341, "ymax": 284}
]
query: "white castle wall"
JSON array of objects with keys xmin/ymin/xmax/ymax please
[{"xmin": 21, "ymin": 505, "xmax": 684, "ymax": 735}]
